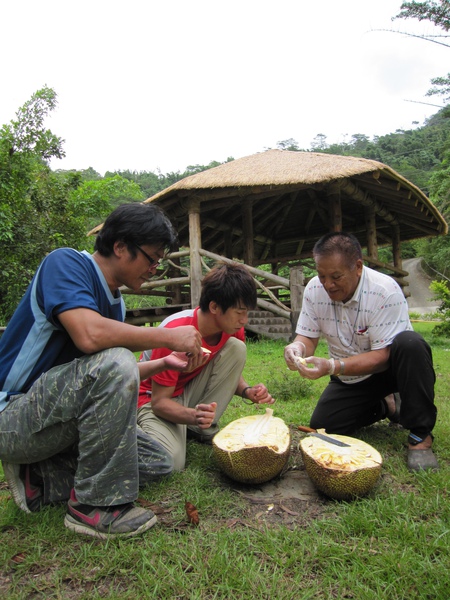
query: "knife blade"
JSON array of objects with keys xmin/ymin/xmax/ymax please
[{"xmin": 308, "ymin": 432, "xmax": 351, "ymax": 447}]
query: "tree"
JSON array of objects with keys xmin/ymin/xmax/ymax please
[
  {"xmin": 277, "ymin": 139, "xmax": 300, "ymax": 151},
  {"xmin": 394, "ymin": 1, "xmax": 450, "ymax": 100},
  {"xmin": 310, "ymin": 134, "xmax": 328, "ymax": 151},
  {"xmin": 68, "ymin": 175, "xmax": 145, "ymax": 229},
  {"xmin": 394, "ymin": 1, "xmax": 450, "ymax": 31},
  {"xmin": 0, "ymin": 87, "xmax": 100, "ymax": 324}
]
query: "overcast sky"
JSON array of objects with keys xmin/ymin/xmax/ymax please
[{"xmin": 1, "ymin": 0, "xmax": 448, "ymax": 176}]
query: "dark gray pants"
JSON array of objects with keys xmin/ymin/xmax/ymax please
[
  {"xmin": 310, "ymin": 331, "xmax": 437, "ymax": 439},
  {"xmin": 0, "ymin": 348, "xmax": 173, "ymax": 506}
]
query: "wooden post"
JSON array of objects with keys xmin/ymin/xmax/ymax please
[
  {"xmin": 272, "ymin": 263, "xmax": 279, "ymax": 299},
  {"xmin": 224, "ymin": 229, "xmax": 233, "ymax": 259},
  {"xmin": 242, "ymin": 197, "xmax": 254, "ymax": 266},
  {"xmin": 365, "ymin": 206, "xmax": 378, "ymax": 267},
  {"xmin": 170, "ymin": 254, "xmax": 182, "ymax": 305},
  {"xmin": 391, "ymin": 225, "xmax": 405, "ymax": 293},
  {"xmin": 188, "ymin": 198, "xmax": 203, "ymax": 307},
  {"xmin": 289, "ymin": 266, "xmax": 304, "ymax": 340},
  {"xmin": 327, "ymin": 184, "xmax": 342, "ymax": 231},
  {"xmin": 392, "ymin": 225, "xmax": 401, "ymax": 269}
]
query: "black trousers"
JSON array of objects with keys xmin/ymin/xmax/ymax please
[{"xmin": 310, "ymin": 331, "xmax": 437, "ymax": 439}]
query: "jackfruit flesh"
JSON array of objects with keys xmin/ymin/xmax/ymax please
[
  {"xmin": 299, "ymin": 434, "xmax": 382, "ymax": 500},
  {"xmin": 294, "ymin": 356, "xmax": 307, "ymax": 367},
  {"xmin": 213, "ymin": 409, "xmax": 290, "ymax": 484}
]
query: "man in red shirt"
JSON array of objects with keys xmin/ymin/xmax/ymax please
[{"xmin": 138, "ymin": 263, "xmax": 275, "ymax": 470}]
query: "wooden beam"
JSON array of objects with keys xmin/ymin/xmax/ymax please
[
  {"xmin": 242, "ymin": 197, "xmax": 254, "ymax": 266},
  {"xmin": 327, "ymin": 184, "xmax": 342, "ymax": 232},
  {"xmin": 188, "ymin": 199, "xmax": 203, "ymax": 307},
  {"xmin": 199, "ymin": 248, "xmax": 290, "ymax": 287},
  {"xmin": 289, "ymin": 266, "xmax": 304, "ymax": 339},
  {"xmin": 336, "ymin": 178, "xmax": 399, "ymax": 224},
  {"xmin": 392, "ymin": 225, "xmax": 402, "ymax": 269},
  {"xmin": 364, "ymin": 206, "xmax": 378, "ymax": 264}
]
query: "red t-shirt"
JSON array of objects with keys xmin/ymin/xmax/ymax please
[{"xmin": 138, "ymin": 307, "xmax": 245, "ymax": 408}]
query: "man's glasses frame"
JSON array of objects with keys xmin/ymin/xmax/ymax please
[{"xmin": 133, "ymin": 244, "xmax": 162, "ymax": 269}]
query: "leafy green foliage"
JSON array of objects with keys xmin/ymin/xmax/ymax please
[
  {"xmin": 394, "ymin": 0, "xmax": 450, "ymax": 31},
  {"xmin": 394, "ymin": 1, "xmax": 450, "ymax": 102},
  {"xmin": 68, "ymin": 175, "xmax": 145, "ymax": 229},
  {"xmin": 0, "ymin": 87, "xmax": 111, "ymax": 325},
  {"xmin": 429, "ymin": 279, "xmax": 450, "ymax": 334}
]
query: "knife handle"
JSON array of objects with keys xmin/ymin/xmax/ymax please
[{"xmin": 298, "ymin": 425, "xmax": 317, "ymax": 433}]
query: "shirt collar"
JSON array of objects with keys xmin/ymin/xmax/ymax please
[{"xmin": 340, "ymin": 266, "xmax": 365, "ymax": 306}]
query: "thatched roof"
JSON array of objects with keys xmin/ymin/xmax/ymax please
[
  {"xmin": 149, "ymin": 150, "xmax": 404, "ymax": 189},
  {"xmin": 143, "ymin": 149, "xmax": 447, "ymax": 264}
]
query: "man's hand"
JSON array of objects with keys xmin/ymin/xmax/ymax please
[
  {"xmin": 165, "ymin": 326, "xmax": 202, "ymax": 355},
  {"xmin": 243, "ymin": 384, "xmax": 275, "ymax": 405},
  {"xmin": 284, "ymin": 340, "xmax": 306, "ymax": 370},
  {"xmin": 193, "ymin": 402, "xmax": 217, "ymax": 429},
  {"xmin": 164, "ymin": 350, "xmax": 210, "ymax": 373},
  {"xmin": 163, "ymin": 352, "xmax": 190, "ymax": 371},
  {"xmin": 295, "ymin": 356, "xmax": 333, "ymax": 380}
]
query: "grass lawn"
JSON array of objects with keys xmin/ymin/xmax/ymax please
[{"xmin": 1, "ymin": 322, "xmax": 449, "ymax": 599}]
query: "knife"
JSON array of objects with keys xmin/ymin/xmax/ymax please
[{"xmin": 308, "ymin": 432, "xmax": 351, "ymax": 447}]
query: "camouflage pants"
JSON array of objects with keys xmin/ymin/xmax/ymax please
[{"xmin": 0, "ymin": 348, "xmax": 173, "ymax": 506}]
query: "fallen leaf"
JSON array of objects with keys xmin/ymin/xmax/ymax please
[
  {"xmin": 10, "ymin": 552, "xmax": 27, "ymax": 567},
  {"xmin": 185, "ymin": 501, "xmax": 199, "ymax": 526}
]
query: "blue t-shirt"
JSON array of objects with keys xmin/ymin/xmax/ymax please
[{"xmin": 0, "ymin": 248, "xmax": 125, "ymax": 410}]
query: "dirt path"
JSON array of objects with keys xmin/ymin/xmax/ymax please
[{"xmin": 403, "ymin": 257, "xmax": 439, "ymax": 314}]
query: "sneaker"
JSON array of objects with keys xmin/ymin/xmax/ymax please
[
  {"xmin": 64, "ymin": 489, "xmax": 157, "ymax": 539},
  {"xmin": 2, "ymin": 462, "xmax": 43, "ymax": 514}
]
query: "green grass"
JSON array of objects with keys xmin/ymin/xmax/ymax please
[{"xmin": 1, "ymin": 322, "xmax": 449, "ymax": 599}]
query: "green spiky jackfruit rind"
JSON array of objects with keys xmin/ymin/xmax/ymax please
[
  {"xmin": 212, "ymin": 414, "xmax": 291, "ymax": 484},
  {"xmin": 299, "ymin": 436, "xmax": 382, "ymax": 500},
  {"xmin": 212, "ymin": 443, "xmax": 291, "ymax": 484}
]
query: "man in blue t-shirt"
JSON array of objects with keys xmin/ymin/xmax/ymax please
[{"xmin": 0, "ymin": 203, "xmax": 202, "ymax": 539}]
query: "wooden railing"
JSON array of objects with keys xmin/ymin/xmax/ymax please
[{"xmin": 121, "ymin": 248, "xmax": 304, "ymax": 332}]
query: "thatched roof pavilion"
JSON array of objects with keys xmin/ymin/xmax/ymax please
[
  {"xmin": 89, "ymin": 149, "xmax": 447, "ymax": 335},
  {"xmin": 142, "ymin": 149, "xmax": 447, "ymax": 305},
  {"xmin": 145, "ymin": 149, "xmax": 446, "ymax": 261}
]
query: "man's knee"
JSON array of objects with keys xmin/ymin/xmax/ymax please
[
  {"xmin": 392, "ymin": 330, "xmax": 431, "ymax": 358},
  {"xmin": 86, "ymin": 347, "xmax": 139, "ymax": 389},
  {"xmin": 222, "ymin": 337, "xmax": 246, "ymax": 365}
]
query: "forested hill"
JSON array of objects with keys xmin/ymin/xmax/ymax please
[{"xmin": 309, "ymin": 109, "xmax": 450, "ymax": 196}]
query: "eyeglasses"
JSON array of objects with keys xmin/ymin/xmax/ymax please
[{"xmin": 133, "ymin": 244, "xmax": 161, "ymax": 269}]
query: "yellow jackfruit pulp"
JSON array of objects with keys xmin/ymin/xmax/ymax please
[
  {"xmin": 212, "ymin": 408, "xmax": 290, "ymax": 484},
  {"xmin": 299, "ymin": 434, "xmax": 382, "ymax": 500}
]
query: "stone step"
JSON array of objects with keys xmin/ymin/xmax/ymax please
[
  {"xmin": 246, "ymin": 323, "xmax": 291, "ymax": 341},
  {"xmin": 248, "ymin": 310, "xmax": 275, "ymax": 319},
  {"xmin": 249, "ymin": 317, "xmax": 290, "ymax": 326}
]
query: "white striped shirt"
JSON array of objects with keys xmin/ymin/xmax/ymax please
[{"xmin": 296, "ymin": 266, "xmax": 412, "ymax": 383}]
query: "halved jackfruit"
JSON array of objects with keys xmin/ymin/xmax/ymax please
[
  {"xmin": 299, "ymin": 434, "xmax": 382, "ymax": 500},
  {"xmin": 212, "ymin": 409, "xmax": 290, "ymax": 484}
]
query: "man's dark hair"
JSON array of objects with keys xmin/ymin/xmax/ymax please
[
  {"xmin": 199, "ymin": 263, "xmax": 257, "ymax": 313},
  {"xmin": 94, "ymin": 203, "xmax": 178, "ymax": 257},
  {"xmin": 313, "ymin": 232, "xmax": 363, "ymax": 264}
]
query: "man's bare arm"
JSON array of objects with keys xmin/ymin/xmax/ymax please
[{"xmin": 58, "ymin": 308, "xmax": 202, "ymax": 355}]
